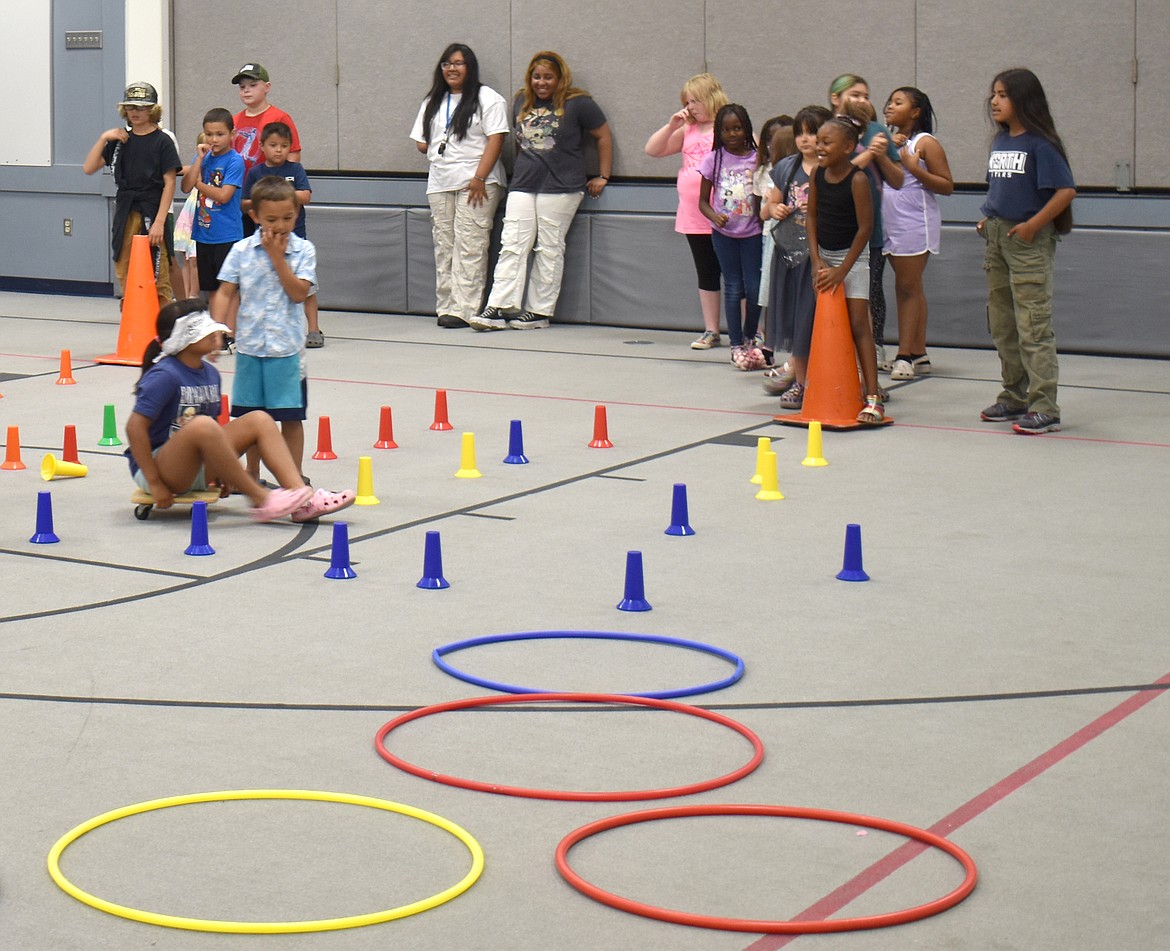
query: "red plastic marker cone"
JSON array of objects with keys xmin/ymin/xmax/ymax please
[
  {"xmin": 312, "ymin": 416, "xmax": 338, "ymax": 460},
  {"xmin": 217, "ymin": 394, "xmax": 230, "ymax": 426},
  {"xmin": 589, "ymin": 405, "xmax": 613, "ymax": 448},
  {"xmin": 430, "ymin": 389, "xmax": 453, "ymax": 431},
  {"xmin": 775, "ymin": 288, "xmax": 892, "ymax": 430},
  {"xmin": 96, "ymin": 235, "xmax": 160, "ymax": 366},
  {"xmin": 56, "ymin": 349, "xmax": 77, "ymax": 385},
  {"xmin": 62, "ymin": 425, "xmax": 79, "ymax": 464},
  {"xmin": 374, "ymin": 405, "xmax": 398, "ymax": 449},
  {"xmin": 3, "ymin": 426, "xmax": 27, "ymax": 470}
]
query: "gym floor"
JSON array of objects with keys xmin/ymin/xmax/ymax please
[{"xmin": 1, "ymin": 290, "xmax": 1167, "ymax": 951}]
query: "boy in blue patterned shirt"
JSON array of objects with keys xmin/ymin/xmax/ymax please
[{"xmin": 212, "ymin": 177, "xmax": 316, "ymax": 481}]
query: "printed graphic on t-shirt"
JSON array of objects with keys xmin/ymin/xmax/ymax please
[
  {"xmin": 517, "ymin": 107, "xmax": 558, "ymax": 152},
  {"xmin": 197, "ymin": 168, "xmax": 225, "ymax": 230},
  {"xmin": 233, "ymin": 128, "xmax": 261, "ymax": 168},
  {"xmin": 789, "ymin": 180, "xmax": 810, "ymax": 227},
  {"xmin": 988, "ymin": 151, "xmax": 1028, "ymax": 177},
  {"xmin": 715, "ymin": 163, "xmax": 753, "ymax": 218},
  {"xmin": 172, "ymin": 383, "xmax": 219, "ymax": 434}
]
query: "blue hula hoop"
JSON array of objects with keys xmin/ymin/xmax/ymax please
[{"xmin": 431, "ymin": 630, "xmax": 745, "ymax": 700}]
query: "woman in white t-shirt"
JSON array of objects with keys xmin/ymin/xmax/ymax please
[{"xmin": 411, "ymin": 44, "xmax": 509, "ymax": 328}]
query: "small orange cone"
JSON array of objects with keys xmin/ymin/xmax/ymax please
[
  {"xmin": 775, "ymin": 289, "xmax": 892, "ymax": 430},
  {"xmin": 96, "ymin": 234, "xmax": 160, "ymax": 366},
  {"xmin": 56, "ymin": 350, "xmax": 77, "ymax": 385},
  {"xmin": 217, "ymin": 394, "xmax": 230, "ymax": 426},
  {"xmin": 312, "ymin": 415, "xmax": 338, "ymax": 460},
  {"xmin": 2, "ymin": 425, "xmax": 26, "ymax": 470},
  {"xmin": 374, "ymin": 405, "xmax": 398, "ymax": 449},
  {"xmin": 589, "ymin": 405, "xmax": 613, "ymax": 448},
  {"xmin": 62, "ymin": 425, "xmax": 80, "ymax": 464},
  {"xmin": 430, "ymin": 389, "xmax": 453, "ymax": 431}
]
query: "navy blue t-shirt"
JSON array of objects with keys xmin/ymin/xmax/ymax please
[
  {"xmin": 242, "ymin": 160, "xmax": 312, "ymax": 237},
  {"xmin": 981, "ymin": 131, "xmax": 1075, "ymax": 221},
  {"xmin": 126, "ymin": 356, "xmax": 221, "ymax": 476}
]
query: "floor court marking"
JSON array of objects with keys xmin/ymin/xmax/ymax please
[{"xmin": 738, "ymin": 669, "xmax": 1170, "ymax": 950}]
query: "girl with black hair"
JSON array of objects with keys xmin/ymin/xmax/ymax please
[
  {"xmin": 698, "ymin": 104, "xmax": 764, "ymax": 369},
  {"xmin": 411, "ymin": 43, "xmax": 509, "ymax": 328},
  {"xmin": 976, "ymin": 68, "xmax": 1075, "ymax": 435}
]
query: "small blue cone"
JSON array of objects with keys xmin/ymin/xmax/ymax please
[
  {"xmin": 30, "ymin": 491, "xmax": 60, "ymax": 544},
  {"xmin": 417, "ymin": 530, "xmax": 450, "ymax": 589},
  {"xmin": 664, "ymin": 483, "xmax": 695, "ymax": 536},
  {"xmin": 184, "ymin": 501, "xmax": 215, "ymax": 556},
  {"xmin": 324, "ymin": 522, "xmax": 357, "ymax": 579},
  {"xmin": 617, "ymin": 550, "xmax": 652, "ymax": 611},
  {"xmin": 836, "ymin": 523, "xmax": 870, "ymax": 582},
  {"xmin": 503, "ymin": 419, "xmax": 529, "ymax": 464}
]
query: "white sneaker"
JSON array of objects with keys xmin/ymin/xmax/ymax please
[
  {"xmin": 890, "ymin": 359, "xmax": 915, "ymax": 381},
  {"xmin": 912, "ymin": 354, "xmax": 932, "ymax": 374}
]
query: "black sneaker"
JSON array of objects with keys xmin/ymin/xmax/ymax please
[
  {"xmin": 1013, "ymin": 412, "xmax": 1061, "ymax": 434},
  {"xmin": 436, "ymin": 315, "xmax": 466, "ymax": 329},
  {"xmin": 507, "ymin": 310, "xmax": 550, "ymax": 330},
  {"xmin": 467, "ymin": 306, "xmax": 508, "ymax": 331},
  {"xmin": 980, "ymin": 401, "xmax": 1026, "ymax": 422}
]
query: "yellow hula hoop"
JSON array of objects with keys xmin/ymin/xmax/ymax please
[{"xmin": 46, "ymin": 789, "xmax": 485, "ymax": 934}]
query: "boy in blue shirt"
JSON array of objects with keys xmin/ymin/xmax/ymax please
[
  {"xmin": 182, "ymin": 108, "xmax": 245, "ymax": 300},
  {"xmin": 241, "ymin": 122, "xmax": 324, "ymax": 347}
]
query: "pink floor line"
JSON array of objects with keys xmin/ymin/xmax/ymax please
[{"xmin": 741, "ymin": 672, "xmax": 1170, "ymax": 950}]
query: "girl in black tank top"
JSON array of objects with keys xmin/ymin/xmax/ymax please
[{"xmin": 806, "ymin": 117, "xmax": 886, "ymax": 423}]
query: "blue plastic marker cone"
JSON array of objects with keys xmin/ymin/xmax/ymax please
[
  {"xmin": 30, "ymin": 491, "xmax": 60, "ymax": 544},
  {"xmin": 417, "ymin": 530, "xmax": 449, "ymax": 589},
  {"xmin": 836, "ymin": 523, "xmax": 870, "ymax": 582},
  {"xmin": 664, "ymin": 483, "xmax": 695, "ymax": 536},
  {"xmin": 617, "ymin": 550, "xmax": 651, "ymax": 611},
  {"xmin": 503, "ymin": 419, "xmax": 529, "ymax": 464},
  {"xmin": 324, "ymin": 521, "xmax": 357, "ymax": 579},
  {"xmin": 184, "ymin": 500, "xmax": 215, "ymax": 556}
]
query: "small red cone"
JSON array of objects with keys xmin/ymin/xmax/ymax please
[
  {"xmin": 217, "ymin": 394, "xmax": 230, "ymax": 426},
  {"xmin": 62, "ymin": 425, "xmax": 80, "ymax": 464},
  {"xmin": 2, "ymin": 425, "xmax": 27, "ymax": 470},
  {"xmin": 374, "ymin": 405, "xmax": 399, "ymax": 449},
  {"xmin": 56, "ymin": 350, "xmax": 77, "ymax": 385},
  {"xmin": 589, "ymin": 405, "xmax": 613, "ymax": 448},
  {"xmin": 430, "ymin": 389, "xmax": 453, "ymax": 431},
  {"xmin": 312, "ymin": 415, "xmax": 338, "ymax": 460}
]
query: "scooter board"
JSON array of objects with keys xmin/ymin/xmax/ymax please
[{"xmin": 131, "ymin": 488, "xmax": 222, "ymax": 520}]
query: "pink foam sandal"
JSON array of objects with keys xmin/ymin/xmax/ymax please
[
  {"xmin": 251, "ymin": 486, "xmax": 314, "ymax": 522},
  {"xmin": 291, "ymin": 487, "xmax": 357, "ymax": 523}
]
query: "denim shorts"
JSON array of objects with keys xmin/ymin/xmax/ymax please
[{"xmin": 817, "ymin": 245, "xmax": 871, "ymax": 300}]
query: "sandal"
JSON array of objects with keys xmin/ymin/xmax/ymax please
[
  {"xmin": 251, "ymin": 486, "xmax": 313, "ymax": 522},
  {"xmin": 306, "ymin": 330, "xmax": 325, "ymax": 348},
  {"xmin": 762, "ymin": 362, "xmax": 796, "ymax": 396},
  {"xmin": 779, "ymin": 382, "xmax": 805, "ymax": 410},
  {"xmin": 291, "ymin": 487, "xmax": 357, "ymax": 523},
  {"xmin": 857, "ymin": 395, "xmax": 885, "ymax": 425}
]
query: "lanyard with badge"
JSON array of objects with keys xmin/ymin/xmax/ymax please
[{"xmin": 437, "ymin": 93, "xmax": 453, "ymax": 155}]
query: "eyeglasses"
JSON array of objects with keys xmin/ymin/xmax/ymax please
[{"xmin": 441, "ymin": 61, "xmax": 466, "ymax": 69}]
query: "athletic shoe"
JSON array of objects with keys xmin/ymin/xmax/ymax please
[
  {"xmin": 890, "ymin": 359, "xmax": 915, "ymax": 380},
  {"xmin": 912, "ymin": 353, "xmax": 932, "ymax": 374},
  {"xmin": 507, "ymin": 310, "xmax": 550, "ymax": 330},
  {"xmin": 691, "ymin": 331, "xmax": 721, "ymax": 350},
  {"xmin": 467, "ymin": 306, "xmax": 508, "ymax": 331},
  {"xmin": 980, "ymin": 401, "xmax": 1027, "ymax": 422},
  {"xmin": 436, "ymin": 315, "xmax": 466, "ymax": 328},
  {"xmin": 1013, "ymin": 412, "xmax": 1061, "ymax": 434}
]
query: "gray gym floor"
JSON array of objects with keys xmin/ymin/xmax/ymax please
[{"xmin": 1, "ymin": 290, "xmax": 1167, "ymax": 950}]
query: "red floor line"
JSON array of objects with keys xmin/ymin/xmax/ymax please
[{"xmin": 740, "ymin": 670, "xmax": 1170, "ymax": 950}]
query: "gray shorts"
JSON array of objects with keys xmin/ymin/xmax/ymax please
[
  {"xmin": 817, "ymin": 246, "xmax": 871, "ymax": 300},
  {"xmin": 132, "ymin": 445, "xmax": 208, "ymax": 493}
]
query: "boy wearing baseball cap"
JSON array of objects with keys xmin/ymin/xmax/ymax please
[
  {"xmin": 231, "ymin": 63, "xmax": 301, "ymax": 172},
  {"xmin": 82, "ymin": 81, "xmax": 182, "ymax": 305}
]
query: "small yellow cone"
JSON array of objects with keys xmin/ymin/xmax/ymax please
[
  {"xmin": 755, "ymin": 450, "xmax": 784, "ymax": 501},
  {"xmin": 354, "ymin": 455, "xmax": 380, "ymax": 505},
  {"xmin": 454, "ymin": 432, "xmax": 482, "ymax": 479},
  {"xmin": 41, "ymin": 454, "xmax": 88, "ymax": 480},
  {"xmin": 750, "ymin": 436, "xmax": 770, "ymax": 484},
  {"xmin": 801, "ymin": 421, "xmax": 829, "ymax": 467}
]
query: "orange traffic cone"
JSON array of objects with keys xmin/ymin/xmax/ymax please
[
  {"xmin": 775, "ymin": 288, "xmax": 892, "ymax": 430},
  {"xmin": 96, "ymin": 235, "xmax": 160, "ymax": 366},
  {"xmin": 56, "ymin": 350, "xmax": 77, "ymax": 385},
  {"xmin": 2, "ymin": 425, "xmax": 26, "ymax": 470},
  {"xmin": 312, "ymin": 416, "xmax": 338, "ymax": 460}
]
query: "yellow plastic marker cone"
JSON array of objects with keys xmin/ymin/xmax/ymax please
[
  {"xmin": 454, "ymin": 432, "xmax": 482, "ymax": 478},
  {"xmin": 750, "ymin": 436, "xmax": 770, "ymax": 484},
  {"xmin": 801, "ymin": 421, "xmax": 829, "ymax": 467},
  {"xmin": 355, "ymin": 455, "xmax": 380, "ymax": 505},
  {"xmin": 41, "ymin": 454, "xmax": 88, "ymax": 480},
  {"xmin": 755, "ymin": 450, "xmax": 784, "ymax": 501}
]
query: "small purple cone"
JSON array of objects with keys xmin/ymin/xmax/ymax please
[
  {"xmin": 503, "ymin": 419, "xmax": 529, "ymax": 464},
  {"xmin": 30, "ymin": 491, "xmax": 60, "ymax": 544},
  {"xmin": 617, "ymin": 550, "xmax": 651, "ymax": 611},
  {"xmin": 184, "ymin": 500, "xmax": 215, "ymax": 556},
  {"xmin": 417, "ymin": 530, "xmax": 450, "ymax": 589},
  {"xmin": 836, "ymin": 523, "xmax": 870, "ymax": 582},
  {"xmin": 324, "ymin": 521, "xmax": 357, "ymax": 579},
  {"xmin": 664, "ymin": 483, "xmax": 695, "ymax": 536}
]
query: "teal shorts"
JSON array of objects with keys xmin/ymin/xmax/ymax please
[{"xmin": 231, "ymin": 353, "xmax": 306, "ymax": 420}]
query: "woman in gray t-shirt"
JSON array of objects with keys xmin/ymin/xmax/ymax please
[{"xmin": 469, "ymin": 50, "xmax": 613, "ymax": 331}]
